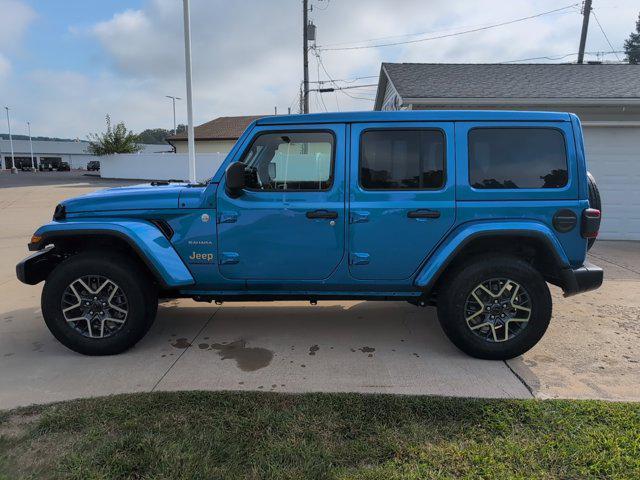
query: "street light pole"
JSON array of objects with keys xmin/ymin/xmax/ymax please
[
  {"xmin": 4, "ymin": 106, "xmax": 16, "ymax": 174},
  {"xmin": 27, "ymin": 121, "xmax": 36, "ymax": 171},
  {"xmin": 182, "ymin": 0, "xmax": 196, "ymax": 183},
  {"xmin": 166, "ymin": 95, "xmax": 181, "ymax": 135}
]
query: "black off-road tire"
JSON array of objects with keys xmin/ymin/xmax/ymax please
[
  {"xmin": 42, "ymin": 252, "xmax": 158, "ymax": 356},
  {"xmin": 586, "ymin": 172, "xmax": 601, "ymax": 251},
  {"xmin": 437, "ymin": 255, "xmax": 552, "ymax": 360}
]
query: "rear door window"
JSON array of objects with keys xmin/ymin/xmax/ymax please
[
  {"xmin": 360, "ymin": 129, "xmax": 445, "ymax": 190},
  {"xmin": 468, "ymin": 128, "xmax": 568, "ymax": 189}
]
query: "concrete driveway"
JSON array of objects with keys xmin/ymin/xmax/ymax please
[{"xmin": 0, "ymin": 171, "xmax": 638, "ymax": 409}]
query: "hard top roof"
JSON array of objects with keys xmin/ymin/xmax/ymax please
[{"xmin": 256, "ymin": 110, "xmax": 571, "ymax": 126}]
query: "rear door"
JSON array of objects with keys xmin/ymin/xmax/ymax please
[{"xmin": 348, "ymin": 122, "xmax": 456, "ymax": 280}]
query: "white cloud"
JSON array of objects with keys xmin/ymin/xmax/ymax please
[
  {"xmin": 0, "ymin": 0, "xmax": 36, "ymax": 49},
  {"xmin": 0, "ymin": 54, "xmax": 10, "ymax": 79},
  {"xmin": 4, "ymin": 0, "xmax": 639, "ymax": 137}
]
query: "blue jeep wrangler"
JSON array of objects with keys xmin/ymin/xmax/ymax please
[{"xmin": 16, "ymin": 111, "xmax": 603, "ymax": 360}]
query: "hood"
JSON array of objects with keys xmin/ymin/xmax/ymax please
[{"xmin": 62, "ymin": 183, "xmax": 189, "ymax": 213}]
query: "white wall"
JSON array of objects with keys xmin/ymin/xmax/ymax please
[
  {"xmin": 173, "ymin": 139, "xmax": 237, "ymax": 155},
  {"xmin": 100, "ymin": 153, "xmax": 227, "ymax": 182}
]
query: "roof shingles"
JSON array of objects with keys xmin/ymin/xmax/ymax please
[
  {"xmin": 382, "ymin": 63, "xmax": 640, "ymax": 100},
  {"xmin": 167, "ymin": 115, "xmax": 263, "ymax": 141}
]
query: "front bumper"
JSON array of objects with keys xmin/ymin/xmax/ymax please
[
  {"xmin": 16, "ymin": 248, "xmax": 60, "ymax": 285},
  {"xmin": 560, "ymin": 261, "xmax": 603, "ymax": 297}
]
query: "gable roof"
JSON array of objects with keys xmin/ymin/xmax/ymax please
[
  {"xmin": 167, "ymin": 115, "xmax": 263, "ymax": 142},
  {"xmin": 375, "ymin": 63, "xmax": 640, "ymax": 109}
]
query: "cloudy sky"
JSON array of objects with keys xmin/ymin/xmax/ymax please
[{"xmin": 0, "ymin": 0, "xmax": 638, "ymax": 138}]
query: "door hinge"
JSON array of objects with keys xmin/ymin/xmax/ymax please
[
  {"xmin": 350, "ymin": 252, "xmax": 370, "ymax": 265},
  {"xmin": 219, "ymin": 252, "xmax": 240, "ymax": 265}
]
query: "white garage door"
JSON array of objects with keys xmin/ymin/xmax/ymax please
[{"xmin": 582, "ymin": 126, "xmax": 640, "ymax": 240}]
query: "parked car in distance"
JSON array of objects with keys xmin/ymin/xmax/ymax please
[
  {"xmin": 38, "ymin": 157, "xmax": 68, "ymax": 171},
  {"xmin": 87, "ymin": 160, "xmax": 100, "ymax": 171},
  {"xmin": 16, "ymin": 111, "xmax": 603, "ymax": 359}
]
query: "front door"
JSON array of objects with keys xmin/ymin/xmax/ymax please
[
  {"xmin": 349, "ymin": 122, "xmax": 456, "ymax": 280},
  {"xmin": 217, "ymin": 124, "xmax": 346, "ymax": 281}
]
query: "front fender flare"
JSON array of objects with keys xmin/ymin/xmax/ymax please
[
  {"xmin": 30, "ymin": 219, "xmax": 195, "ymax": 288},
  {"xmin": 413, "ymin": 220, "xmax": 570, "ymax": 292}
]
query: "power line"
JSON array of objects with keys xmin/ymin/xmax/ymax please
[
  {"xmin": 308, "ymin": 75, "xmax": 378, "ymax": 84},
  {"xmin": 319, "ymin": 10, "xmax": 576, "ymax": 48},
  {"xmin": 501, "ymin": 50, "xmax": 625, "ymax": 63},
  {"xmin": 314, "ymin": 50, "xmax": 375, "ymax": 102},
  {"xmin": 591, "ymin": 10, "xmax": 622, "ymax": 61},
  {"xmin": 317, "ymin": 3, "xmax": 580, "ymax": 52}
]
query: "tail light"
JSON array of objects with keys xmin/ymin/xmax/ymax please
[{"xmin": 581, "ymin": 208, "xmax": 601, "ymax": 239}]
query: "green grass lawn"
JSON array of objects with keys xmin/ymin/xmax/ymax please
[{"xmin": 1, "ymin": 392, "xmax": 638, "ymax": 480}]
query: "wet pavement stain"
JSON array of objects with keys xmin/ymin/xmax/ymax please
[
  {"xmin": 210, "ymin": 340, "xmax": 274, "ymax": 372},
  {"xmin": 309, "ymin": 345, "xmax": 319, "ymax": 356},
  {"xmin": 171, "ymin": 338, "xmax": 192, "ymax": 349},
  {"xmin": 359, "ymin": 346, "xmax": 375, "ymax": 354},
  {"xmin": 198, "ymin": 343, "xmax": 209, "ymax": 350}
]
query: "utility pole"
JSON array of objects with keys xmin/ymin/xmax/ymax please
[
  {"xmin": 27, "ymin": 121, "xmax": 36, "ymax": 171},
  {"xmin": 182, "ymin": 0, "xmax": 196, "ymax": 183},
  {"xmin": 577, "ymin": 0, "xmax": 592, "ymax": 64},
  {"xmin": 302, "ymin": 0, "xmax": 310, "ymax": 114},
  {"xmin": 166, "ymin": 96, "xmax": 181, "ymax": 135},
  {"xmin": 4, "ymin": 107, "xmax": 16, "ymax": 174}
]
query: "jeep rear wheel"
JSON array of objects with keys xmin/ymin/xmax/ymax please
[
  {"xmin": 437, "ymin": 255, "xmax": 551, "ymax": 360},
  {"xmin": 42, "ymin": 252, "xmax": 157, "ymax": 355}
]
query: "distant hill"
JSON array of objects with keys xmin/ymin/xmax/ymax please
[{"xmin": 0, "ymin": 134, "xmax": 86, "ymax": 142}]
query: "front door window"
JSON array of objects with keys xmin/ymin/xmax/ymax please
[{"xmin": 240, "ymin": 131, "xmax": 334, "ymax": 191}]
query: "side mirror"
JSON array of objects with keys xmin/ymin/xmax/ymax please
[{"xmin": 225, "ymin": 162, "xmax": 246, "ymax": 198}]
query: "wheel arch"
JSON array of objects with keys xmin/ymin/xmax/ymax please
[
  {"xmin": 26, "ymin": 221, "xmax": 194, "ymax": 289},
  {"xmin": 415, "ymin": 221, "xmax": 571, "ymax": 296}
]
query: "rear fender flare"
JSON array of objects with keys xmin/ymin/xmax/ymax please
[
  {"xmin": 30, "ymin": 219, "xmax": 194, "ymax": 288},
  {"xmin": 414, "ymin": 220, "xmax": 570, "ymax": 292}
]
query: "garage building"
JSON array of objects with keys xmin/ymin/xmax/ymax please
[
  {"xmin": 374, "ymin": 63, "xmax": 640, "ymax": 240},
  {"xmin": 0, "ymin": 139, "xmax": 94, "ymax": 170}
]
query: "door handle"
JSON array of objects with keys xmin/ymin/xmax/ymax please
[
  {"xmin": 407, "ymin": 209, "xmax": 441, "ymax": 219},
  {"xmin": 306, "ymin": 209, "xmax": 338, "ymax": 220}
]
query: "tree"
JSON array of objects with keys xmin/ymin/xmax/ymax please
[
  {"xmin": 624, "ymin": 12, "xmax": 640, "ymax": 64},
  {"xmin": 135, "ymin": 124, "xmax": 187, "ymax": 144},
  {"xmin": 136, "ymin": 128, "xmax": 171, "ymax": 144},
  {"xmin": 87, "ymin": 115, "xmax": 142, "ymax": 156}
]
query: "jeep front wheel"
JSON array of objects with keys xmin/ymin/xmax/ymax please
[
  {"xmin": 437, "ymin": 255, "xmax": 552, "ymax": 360},
  {"xmin": 42, "ymin": 252, "xmax": 157, "ymax": 355}
]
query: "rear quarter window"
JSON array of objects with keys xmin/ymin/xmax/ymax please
[{"xmin": 468, "ymin": 128, "xmax": 568, "ymax": 189}]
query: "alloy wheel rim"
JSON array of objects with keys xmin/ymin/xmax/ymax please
[
  {"xmin": 61, "ymin": 275, "xmax": 129, "ymax": 338},
  {"xmin": 464, "ymin": 278, "xmax": 531, "ymax": 343}
]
